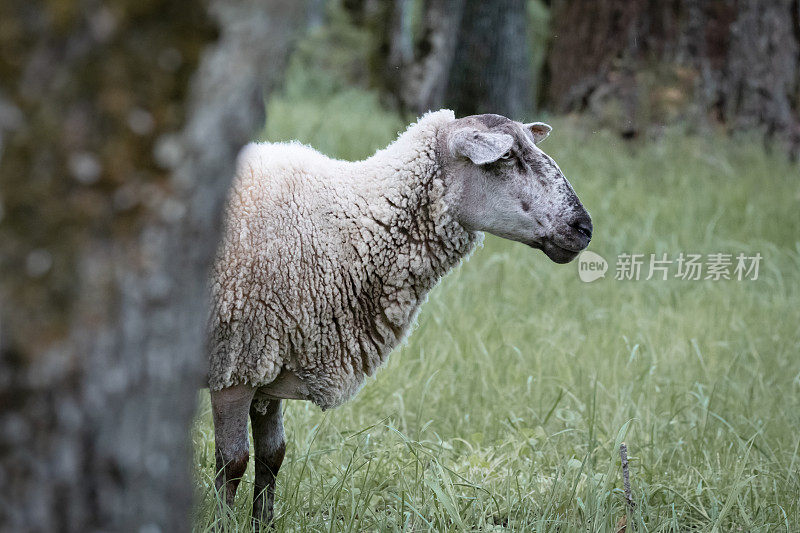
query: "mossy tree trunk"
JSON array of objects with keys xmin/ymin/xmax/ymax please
[{"xmin": 0, "ymin": 1, "xmax": 302, "ymax": 530}]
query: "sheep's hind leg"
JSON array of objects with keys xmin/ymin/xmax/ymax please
[
  {"xmin": 250, "ymin": 398, "xmax": 285, "ymax": 530},
  {"xmin": 211, "ymin": 384, "xmax": 255, "ymax": 516}
]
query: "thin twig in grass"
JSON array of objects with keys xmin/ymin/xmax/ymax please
[{"xmin": 620, "ymin": 443, "xmax": 635, "ymax": 512}]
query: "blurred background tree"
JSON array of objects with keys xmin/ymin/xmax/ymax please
[
  {"xmin": 343, "ymin": 0, "xmax": 537, "ymax": 117},
  {"xmin": 339, "ymin": 0, "xmax": 799, "ymax": 155},
  {"xmin": 545, "ymin": 0, "xmax": 800, "ymax": 154}
]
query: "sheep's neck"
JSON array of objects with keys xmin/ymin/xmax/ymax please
[{"xmin": 352, "ymin": 148, "xmax": 481, "ymax": 347}]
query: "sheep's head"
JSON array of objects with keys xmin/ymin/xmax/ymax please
[{"xmin": 439, "ymin": 113, "xmax": 592, "ymax": 264}]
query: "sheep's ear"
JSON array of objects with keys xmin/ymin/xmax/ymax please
[
  {"xmin": 449, "ymin": 128, "xmax": 514, "ymax": 165},
  {"xmin": 524, "ymin": 122, "xmax": 552, "ymax": 144}
]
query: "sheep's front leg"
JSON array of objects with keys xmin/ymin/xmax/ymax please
[
  {"xmin": 211, "ymin": 384, "xmax": 255, "ymax": 512},
  {"xmin": 250, "ymin": 399, "xmax": 286, "ymax": 529}
]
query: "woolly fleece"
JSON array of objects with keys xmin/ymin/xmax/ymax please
[{"xmin": 208, "ymin": 110, "xmax": 482, "ymax": 410}]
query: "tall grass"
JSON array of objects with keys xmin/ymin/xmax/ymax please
[{"xmin": 193, "ymin": 69, "xmax": 800, "ymax": 531}]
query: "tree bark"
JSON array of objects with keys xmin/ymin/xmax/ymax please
[
  {"xmin": 0, "ymin": 1, "xmax": 302, "ymax": 531},
  {"xmin": 545, "ymin": 0, "xmax": 800, "ymax": 153},
  {"xmin": 349, "ymin": 0, "xmax": 534, "ymax": 118},
  {"xmin": 446, "ymin": 0, "xmax": 534, "ymax": 118},
  {"xmin": 397, "ymin": 0, "xmax": 466, "ymax": 114}
]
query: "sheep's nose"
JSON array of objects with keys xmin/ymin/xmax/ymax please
[{"xmin": 569, "ymin": 215, "xmax": 593, "ymax": 241}]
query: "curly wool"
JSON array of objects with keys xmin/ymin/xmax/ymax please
[{"xmin": 208, "ymin": 109, "xmax": 481, "ymax": 410}]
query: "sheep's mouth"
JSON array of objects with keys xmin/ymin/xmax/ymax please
[{"xmin": 527, "ymin": 239, "xmax": 581, "ymax": 264}]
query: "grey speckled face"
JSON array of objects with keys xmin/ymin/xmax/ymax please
[{"xmin": 442, "ymin": 113, "xmax": 592, "ymax": 264}]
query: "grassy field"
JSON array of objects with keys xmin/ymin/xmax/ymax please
[{"xmin": 192, "ymin": 85, "xmax": 800, "ymax": 531}]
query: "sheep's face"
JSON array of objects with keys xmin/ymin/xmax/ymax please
[{"xmin": 440, "ymin": 114, "xmax": 592, "ymax": 264}]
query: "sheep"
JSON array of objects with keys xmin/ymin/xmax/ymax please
[{"xmin": 207, "ymin": 109, "xmax": 592, "ymax": 526}]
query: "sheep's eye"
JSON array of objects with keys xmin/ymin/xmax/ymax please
[{"xmin": 499, "ymin": 150, "xmax": 513, "ymax": 161}]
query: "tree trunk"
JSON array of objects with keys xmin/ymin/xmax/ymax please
[
  {"xmin": 545, "ymin": 0, "xmax": 800, "ymax": 154},
  {"xmin": 348, "ymin": 0, "xmax": 534, "ymax": 118},
  {"xmin": 0, "ymin": 1, "xmax": 302, "ymax": 531},
  {"xmin": 398, "ymin": 0, "xmax": 466, "ymax": 114},
  {"xmin": 446, "ymin": 0, "xmax": 535, "ymax": 118}
]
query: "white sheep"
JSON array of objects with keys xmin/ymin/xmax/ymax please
[{"xmin": 207, "ymin": 109, "xmax": 592, "ymax": 526}]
